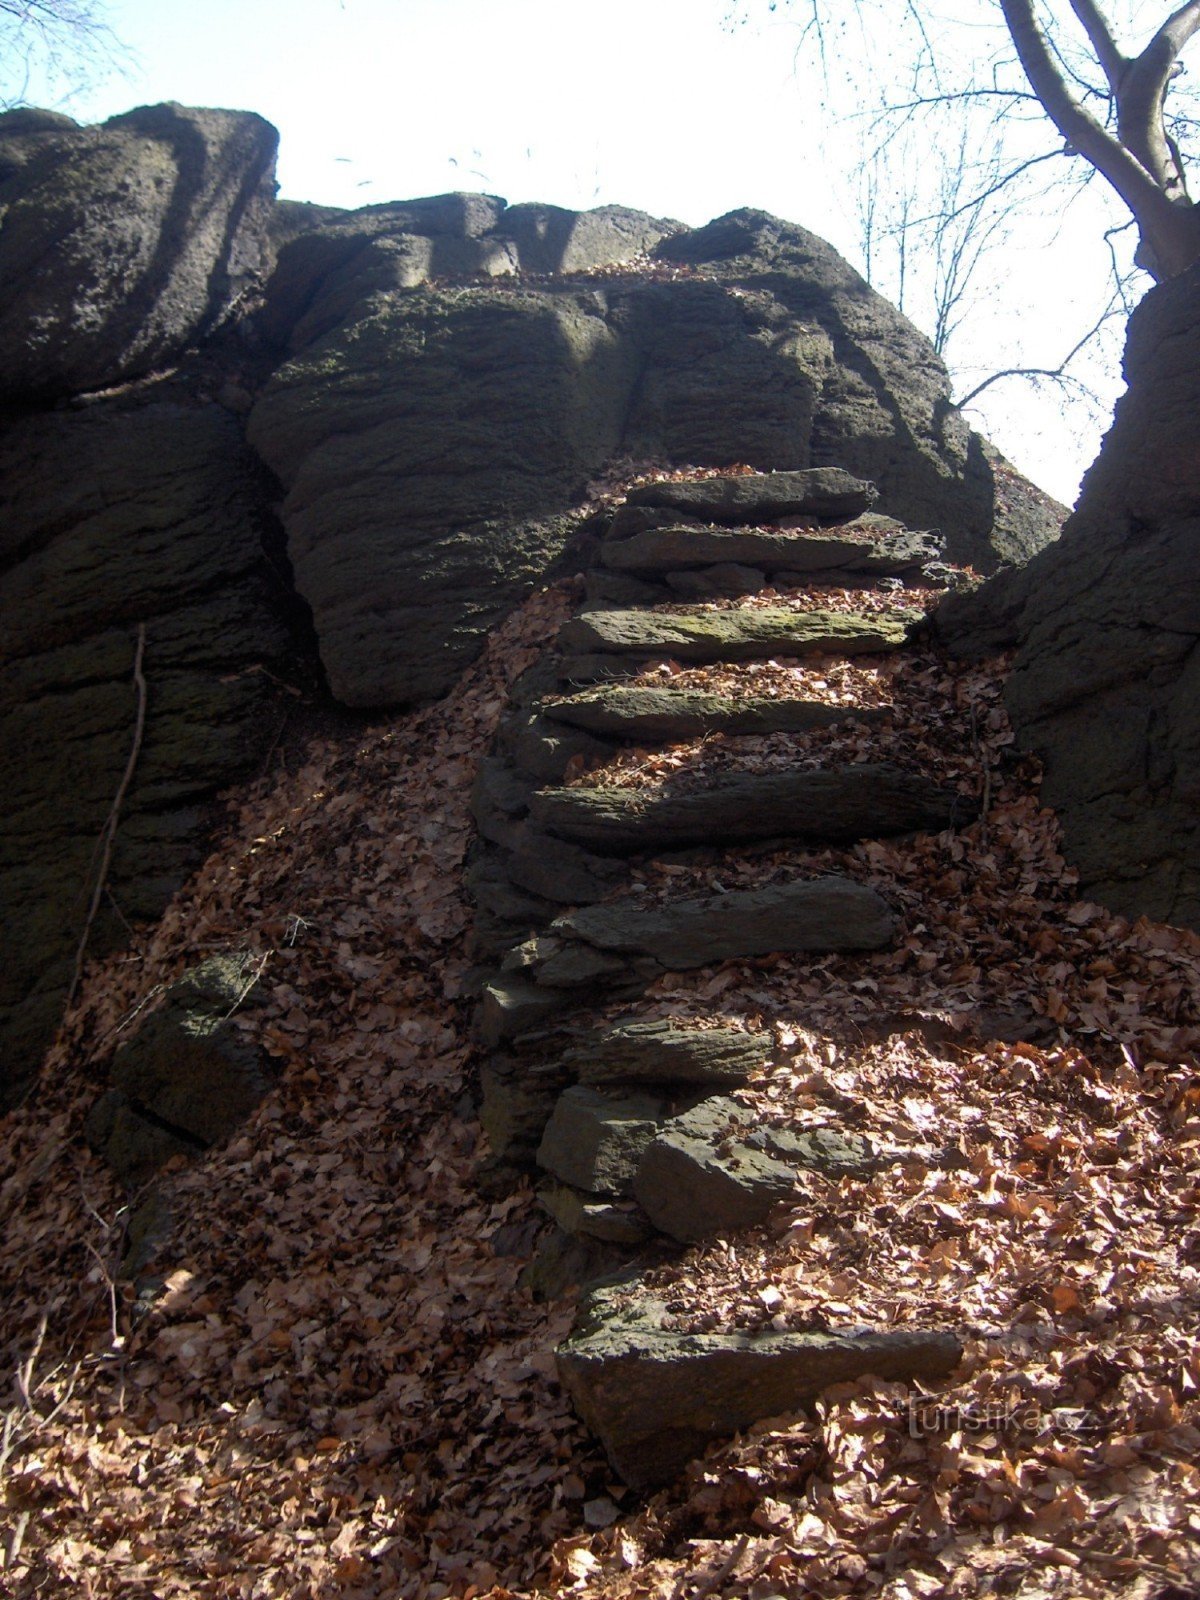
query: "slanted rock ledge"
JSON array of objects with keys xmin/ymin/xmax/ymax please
[{"xmin": 558, "ymin": 1288, "xmax": 962, "ymax": 1489}]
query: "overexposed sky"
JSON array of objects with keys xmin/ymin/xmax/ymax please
[{"xmin": 9, "ymin": 0, "xmax": 1149, "ymax": 505}]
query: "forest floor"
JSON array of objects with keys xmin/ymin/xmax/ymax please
[{"xmin": 1, "ymin": 562, "xmax": 1199, "ymax": 1599}]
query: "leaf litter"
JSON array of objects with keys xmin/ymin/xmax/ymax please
[{"xmin": 1, "ymin": 552, "xmax": 1198, "ymax": 1599}]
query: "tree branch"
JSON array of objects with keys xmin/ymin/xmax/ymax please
[
  {"xmin": 1000, "ymin": 0, "xmax": 1200, "ymax": 275},
  {"xmin": 953, "ymin": 291, "xmax": 1127, "ymax": 409},
  {"xmin": 1118, "ymin": 0, "xmax": 1200, "ymax": 198},
  {"xmin": 67, "ymin": 623, "xmax": 147, "ymax": 1006},
  {"xmin": 1066, "ymin": 0, "xmax": 1127, "ymax": 94},
  {"xmin": 908, "ymin": 148, "xmax": 1061, "ymax": 230}
]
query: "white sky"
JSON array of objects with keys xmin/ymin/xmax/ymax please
[{"xmin": 11, "ymin": 0, "xmax": 1148, "ymax": 506}]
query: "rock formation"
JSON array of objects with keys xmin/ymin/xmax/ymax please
[
  {"xmin": 0, "ymin": 104, "xmax": 278, "ymax": 400},
  {"xmin": 247, "ymin": 207, "xmax": 1062, "ymax": 707},
  {"xmin": 0, "ymin": 100, "xmax": 1062, "ymax": 1107},
  {"xmin": 84, "ymin": 952, "xmax": 272, "ymax": 1186},
  {"xmin": 937, "ymin": 263, "xmax": 1200, "ymax": 927}
]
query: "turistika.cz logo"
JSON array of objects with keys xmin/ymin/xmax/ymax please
[{"xmin": 906, "ymin": 1400, "xmax": 1102, "ymax": 1438}]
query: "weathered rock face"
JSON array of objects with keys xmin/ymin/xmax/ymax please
[
  {"xmin": 0, "ymin": 389, "xmax": 302, "ymax": 1105},
  {"xmin": 248, "ymin": 204, "xmax": 1062, "ymax": 706},
  {"xmin": 247, "ymin": 285, "xmax": 638, "ymax": 704},
  {"xmin": 0, "ymin": 103, "xmax": 278, "ymax": 400},
  {"xmin": 937, "ymin": 265, "xmax": 1200, "ymax": 927},
  {"xmin": 647, "ymin": 213, "xmax": 1064, "ymax": 567}
]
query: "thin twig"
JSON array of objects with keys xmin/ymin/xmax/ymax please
[
  {"xmin": 3, "ymin": 1510, "xmax": 29, "ymax": 1570},
  {"xmin": 68, "ymin": 624, "xmax": 147, "ymax": 1006},
  {"xmin": 953, "ymin": 286, "xmax": 1124, "ymax": 407},
  {"xmin": 15, "ymin": 1313, "xmax": 48, "ymax": 1411},
  {"xmin": 673, "ymin": 1533, "xmax": 750, "ymax": 1600},
  {"xmin": 222, "ymin": 952, "xmax": 271, "ymax": 1020},
  {"xmin": 969, "ymin": 704, "xmax": 993, "ymax": 844}
]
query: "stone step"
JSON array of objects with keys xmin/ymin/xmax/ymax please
[
  {"xmin": 601, "ymin": 522, "xmax": 942, "ymax": 578},
  {"xmin": 537, "ymin": 1182, "xmax": 653, "ymax": 1245},
  {"xmin": 556, "ymin": 605, "xmax": 918, "ymax": 665},
  {"xmin": 479, "ymin": 975, "xmax": 573, "ymax": 1046},
  {"xmin": 541, "ymin": 684, "xmax": 888, "ymax": 742},
  {"xmin": 532, "ymin": 765, "xmax": 973, "ymax": 855},
  {"xmin": 530, "ymin": 876, "xmax": 896, "ymax": 975},
  {"xmin": 537, "ymin": 1084, "xmax": 670, "ymax": 1196},
  {"xmin": 562, "ymin": 1018, "xmax": 770, "ymax": 1087},
  {"xmin": 633, "ymin": 1097, "xmax": 877, "ymax": 1243},
  {"xmin": 624, "ymin": 467, "xmax": 877, "ymax": 523},
  {"xmin": 557, "ymin": 1284, "xmax": 962, "ymax": 1489}
]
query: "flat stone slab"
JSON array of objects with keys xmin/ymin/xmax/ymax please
[
  {"xmin": 557, "ymin": 606, "xmax": 918, "ymax": 663},
  {"xmin": 602, "ymin": 524, "xmax": 939, "ymax": 577},
  {"xmin": 549, "ymin": 877, "xmax": 896, "ymax": 969},
  {"xmin": 479, "ymin": 975, "xmax": 572, "ymax": 1045},
  {"xmin": 538, "ymin": 1181, "xmax": 654, "ymax": 1245},
  {"xmin": 564, "ymin": 1019, "xmax": 770, "ymax": 1087},
  {"xmin": 532, "ymin": 766, "xmax": 973, "ymax": 854},
  {"xmin": 541, "ymin": 685, "xmax": 888, "ymax": 742},
  {"xmin": 624, "ymin": 469, "xmax": 877, "ymax": 523},
  {"xmin": 664, "ymin": 562, "xmax": 766, "ymax": 599},
  {"xmin": 537, "ymin": 1085, "xmax": 667, "ymax": 1196},
  {"xmin": 557, "ymin": 1286, "xmax": 962, "ymax": 1488},
  {"xmin": 634, "ymin": 1097, "xmax": 877, "ymax": 1243},
  {"xmin": 634, "ymin": 1099, "xmax": 795, "ymax": 1241}
]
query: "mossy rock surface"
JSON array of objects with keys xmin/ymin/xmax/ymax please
[
  {"xmin": 0, "ymin": 103, "xmax": 277, "ymax": 400},
  {"xmin": 0, "ymin": 396, "xmax": 303, "ymax": 1108},
  {"xmin": 557, "ymin": 606, "xmax": 918, "ymax": 663},
  {"xmin": 532, "ymin": 765, "xmax": 973, "ymax": 854},
  {"xmin": 542, "ymin": 684, "xmax": 887, "ymax": 741}
]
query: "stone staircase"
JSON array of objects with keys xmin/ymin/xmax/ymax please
[{"xmin": 467, "ymin": 467, "xmax": 971, "ymax": 1487}]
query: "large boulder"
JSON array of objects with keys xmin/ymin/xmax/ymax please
[
  {"xmin": 247, "ymin": 204, "xmax": 1062, "ymax": 708},
  {"xmin": 0, "ymin": 103, "xmax": 278, "ymax": 401},
  {"xmin": 0, "ymin": 389, "xmax": 302, "ymax": 1108},
  {"xmin": 644, "ymin": 212, "xmax": 1065, "ymax": 566},
  {"xmin": 937, "ymin": 265, "xmax": 1200, "ymax": 927}
]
